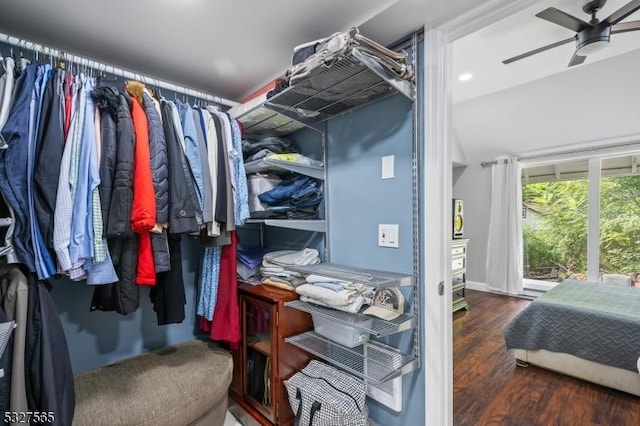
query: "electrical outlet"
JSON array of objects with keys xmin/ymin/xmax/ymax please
[
  {"xmin": 378, "ymin": 224, "xmax": 399, "ymax": 248},
  {"xmin": 382, "ymin": 155, "xmax": 395, "ymax": 179}
]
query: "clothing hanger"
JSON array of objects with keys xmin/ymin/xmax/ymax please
[
  {"xmin": 19, "ymin": 40, "xmax": 30, "ymax": 71},
  {"xmin": 154, "ymin": 79, "xmax": 163, "ymax": 100}
]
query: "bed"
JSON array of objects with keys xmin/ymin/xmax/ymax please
[{"xmin": 503, "ymin": 280, "xmax": 640, "ymax": 395}]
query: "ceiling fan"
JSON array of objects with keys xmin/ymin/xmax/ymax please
[{"xmin": 503, "ymin": 0, "xmax": 640, "ymax": 66}]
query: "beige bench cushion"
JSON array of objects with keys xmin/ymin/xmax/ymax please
[{"xmin": 73, "ymin": 340, "xmax": 233, "ymax": 426}]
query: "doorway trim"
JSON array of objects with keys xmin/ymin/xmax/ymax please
[{"xmin": 422, "ymin": 1, "xmax": 541, "ymax": 424}]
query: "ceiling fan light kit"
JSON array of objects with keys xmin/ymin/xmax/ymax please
[
  {"xmin": 502, "ymin": 0, "xmax": 640, "ymax": 67},
  {"xmin": 576, "ymin": 25, "xmax": 611, "ymax": 55}
]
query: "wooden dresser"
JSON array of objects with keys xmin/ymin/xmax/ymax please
[
  {"xmin": 230, "ymin": 284, "xmax": 313, "ymax": 425},
  {"xmin": 452, "ymin": 239, "xmax": 470, "ymax": 313}
]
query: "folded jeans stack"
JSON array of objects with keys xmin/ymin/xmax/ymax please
[{"xmin": 257, "ymin": 175, "xmax": 322, "ymax": 219}]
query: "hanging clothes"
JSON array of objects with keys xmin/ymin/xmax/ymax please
[
  {"xmin": 54, "ymin": 74, "xmax": 82, "ymax": 275},
  {"xmin": 141, "ymin": 89, "xmax": 170, "ymax": 274},
  {"xmin": 127, "ymin": 84, "xmax": 156, "ymax": 286},
  {"xmin": 175, "ymin": 100, "xmax": 204, "ymax": 211},
  {"xmin": 192, "ymin": 107, "xmax": 214, "ymax": 226},
  {"xmin": 229, "ymin": 118, "xmax": 250, "ymax": 226},
  {"xmin": 197, "ymin": 245, "xmax": 221, "ymax": 321},
  {"xmin": 28, "ymin": 64, "xmax": 56, "ymax": 280},
  {"xmin": 68, "ymin": 76, "xmax": 99, "ymax": 277},
  {"xmin": 0, "ymin": 263, "xmax": 29, "ymax": 416},
  {"xmin": 201, "ymin": 107, "xmax": 220, "ymax": 237},
  {"xmin": 161, "ymin": 100, "xmax": 200, "ymax": 235},
  {"xmin": 25, "ymin": 276, "xmax": 75, "ymax": 426},
  {"xmin": 33, "ymin": 68, "xmax": 65, "ymax": 258},
  {"xmin": 0, "ymin": 57, "xmax": 250, "ymax": 328},
  {"xmin": 0, "ymin": 262, "xmax": 75, "ymax": 426},
  {"xmin": 209, "ymin": 111, "xmax": 234, "ymax": 234},
  {"xmin": 0, "ymin": 57, "xmax": 16, "ymax": 147},
  {"xmin": 90, "ymin": 82, "xmax": 140, "ymax": 315},
  {"xmin": 91, "ymin": 81, "xmax": 118, "ymax": 229},
  {"xmin": 200, "ymin": 231, "xmax": 240, "ymax": 347},
  {"xmin": 149, "ymin": 234, "xmax": 186, "ymax": 325},
  {"xmin": 0, "ymin": 63, "xmax": 38, "ymax": 272}
]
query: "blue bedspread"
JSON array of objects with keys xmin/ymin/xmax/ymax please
[{"xmin": 503, "ymin": 280, "xmax": 640, "ymax": 372}]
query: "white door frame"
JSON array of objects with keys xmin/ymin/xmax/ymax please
[{"xmin": 422, "ymin": 1, "xmax": 541, "ymax": 424}]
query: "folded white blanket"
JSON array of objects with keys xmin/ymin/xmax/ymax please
[
  {"xmin": 306, "ymin": 274, "xmax": 351, "ymax": 284},
  {"xmin": 262, "ymin": 249, "xmax": 320, "ymax": 267},
  {"xmin": 300, "ymin": 295, "xmax": 365, "ymax": 314},
  {"xmin": 296, "ymin": 283, "xmax": 359, "ymax": 306}
]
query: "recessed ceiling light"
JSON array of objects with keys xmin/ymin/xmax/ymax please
[{"xmin": 459, "ymin": 73, "xmax": 473, "ymax": 82}]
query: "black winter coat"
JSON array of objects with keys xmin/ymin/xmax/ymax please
[
  {"xmin": 91, "ymin": 81, "xmax": 119, "ymax": 228},
  {"xmin": 106, "ymin": 89, "xmax": 136, "ymax": 239},
  {"xmin": 161, "ymin": 101, "xmax": 200, "ymax": 234},
  {"xmin": 91, "ymin": 86, "xmax": 139, "ymax": 315},
  {"xmin": 25, "ymin": 277, "xmax": 75, "ymax": 426}
]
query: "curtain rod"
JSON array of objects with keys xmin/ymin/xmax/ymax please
[
  {"xmin": 480, "ymin": 137, "xmax": 640, "ymax": 167},
  {"xmin": 0, "ymin": 32, "xmax": 237, "ymax": 108}
]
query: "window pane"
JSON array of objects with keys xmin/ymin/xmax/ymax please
[
  {"xmin": 599, "ymin": 157, "xmax": 640, "ymax": 287},
  {"xmin": 522, "ymin": 179, "xmax": 588, "ymax": 282}
]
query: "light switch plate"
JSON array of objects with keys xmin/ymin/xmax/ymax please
[
  {"xmin": 382, "ymin": 155, "xmax": 395, "ymax": 179},
  {"xmin": 378, "ymin": 224, "xmax": 399, "ymax": 248}
]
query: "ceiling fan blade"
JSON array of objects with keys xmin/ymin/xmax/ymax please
[
  {"xmin": 568, "ymin": 51, "xmax": 587, "ymax": 67},
  {"xmin": 502, "ymin": 37, "xmax": 575, "ymax": 64},
  {"xmin": 612, "ymin": 19, "xmax": 640, "ymax": 33},
  {"xmin": 604, "ymin": 0, "xmax": 640, "ymax": 25},
  {"xmin": 536, "ymin": 8, "xmax": 592, "ymax": 32}
]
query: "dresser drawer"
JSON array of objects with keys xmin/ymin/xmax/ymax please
[
  {"xmin": 452, "ymin": 257, "xmax": 465, "ymax": 272},
  {"xmin": 451, "ymin": 245, "xmax": 466, "ymax": 256},
  {"xmin": 452, "ymin": 273, "xmax": 464, "ymax": 286}
]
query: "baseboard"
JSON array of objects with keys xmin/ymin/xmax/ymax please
[{"xmin": 465, "ymin": 281, "xmax": 490, "ymax": 292}]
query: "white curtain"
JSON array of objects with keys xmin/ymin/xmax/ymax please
[{"xmin": 486, "ymin": 157, "xmax": 523, "ymax": 295}]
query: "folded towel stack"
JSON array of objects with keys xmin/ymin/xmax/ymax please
[
  {"xmin": 260, "ymin": 249, "xmax": 321, "ymax": 291},
  {"xmin": 295, "ymin": 274, "xmax": 374, "ymax": 313}
]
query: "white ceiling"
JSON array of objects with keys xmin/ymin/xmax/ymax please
[
  {"xmin": 453, "ymin": 0, "xmax": 640, "ymax": 104},
  {"xmin": 0, "ymin": 0, "xmax": 482, "ymax": 102},
  {"xmin": 452, "ymin": 0, "xmax": 640, "ymax": 164},
  {"xmin": 453, "ymin": 48, "xmax": 640, "ymax": 161}
]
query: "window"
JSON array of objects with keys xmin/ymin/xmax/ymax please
[{"xmin": 522, "ymin": 154, "xmax": 640, "ymax": 287}]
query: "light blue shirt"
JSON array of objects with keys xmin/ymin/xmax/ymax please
[
  {"xmin": 69, "ymin": 77, "xmax": 96, "ymax": 269},
  {"xmin": 229, "ymin": 118, "xmax": 250, "ymax": 226},
  {"xmin": 175, "ymin": 100, "xmax": 204, "ymax": 210}
]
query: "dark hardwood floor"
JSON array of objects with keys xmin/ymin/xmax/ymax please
[{"xmin": 453, "ymin": 290, "xmax": 640, "ymax": 426}]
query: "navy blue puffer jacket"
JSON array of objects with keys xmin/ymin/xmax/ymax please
[{"xmin": 142, "ymin": 92, "xmax": 170, "ymax": 273}]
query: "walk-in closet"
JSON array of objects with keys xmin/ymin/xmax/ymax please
[{"xmin": 0, "ymin": 1, "xmax": 446, "ymax": 425}]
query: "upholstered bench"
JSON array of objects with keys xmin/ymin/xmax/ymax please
[{"xmin": 73, "ymin": 339, "xmax": 233, "ymax": 426}]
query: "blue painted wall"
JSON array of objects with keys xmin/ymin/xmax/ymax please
[
  {"xmin": 50, "ymin": 237, "xmax": 203, "ymax": 374},
  {"xmin": 326, "ymin": 43, "xmax": 423, "ymax": 424}
]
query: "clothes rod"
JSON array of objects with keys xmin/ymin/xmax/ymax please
[
  {"xmin": 0, "ymin": 32, "xmax": 237, "ymax": 108},
  {"xmin": 480, "ymin": 137, "xmax": 640, "ymax": 167}
]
